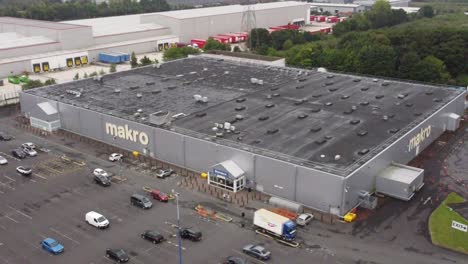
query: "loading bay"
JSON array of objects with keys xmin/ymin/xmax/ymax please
[{"xmin": 0, "ymin": 107, "xmax": 467, "ymax": 264}]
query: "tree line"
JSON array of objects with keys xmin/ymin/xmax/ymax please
[{"xmin": 0, "ymin": 0, "xmax": 170, "ymax": 21}]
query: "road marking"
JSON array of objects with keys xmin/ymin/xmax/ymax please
[
  {"xmin": 102, "ymin": 256, "xmax": 115, "ymax": 263},
  {"xmin": 131, "ymin": 256, "xmax": 145, "ymax": 264},
  {"xmin": 143, "ymin": 245, "xmax": 158, "ymax": 253},
  {"xmin": 5, "ymin": 215, "xmax": 19, "ymax": 223},
  {"xmin": 232, "ymin": 249, "xmax": 267, "ymax": 264},
  {"xmin": 3, "ymin": 176, "xmax": 14, "ymax": 182},
  {"xmin": 30, "ymin": 179, "xmax": 37, "ymax": 183},
  {"xmin": 0, "ymin": 152, "xmax": 21, "ymax": 162},
  {"xmin": 0, "ymin": 181, "xmax": 15, "ymax": 190},
  {"xmin": 8, "ymin": 205, "xmax": 32, "ymax": 219},
  {"xmin": 25, "ymin": 240, "xmax": 40, "ymax": 250},
  {"xmin": 166, "ymin": 240, "xmax": 186, "ymax": 250},
  {"xmin": 33, "ymin": 174, "xmax": 47, "ymax": 180},
  {"xmin": 50, "ymin": 227, "xmax": 80, "ymax": 245}
]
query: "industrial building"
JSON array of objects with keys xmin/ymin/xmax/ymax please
[
  {"xmin": 20, "ymin": 55, "xmax": 465, "ymax": 217},
  {"xmin": 0, "ymin": 1, "xmax": 309, "ymax": 78},
  {"xmin": 310, "ymin": 3, "xmax": 365, "ymax": 15}
]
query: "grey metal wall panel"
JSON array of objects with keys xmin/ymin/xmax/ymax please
[
  {"xmin": 58, "ymin": 102, "xmax": 80, "ymax": 132},
  {"xmin": 217, "ymin": 145, "xmax": 255, "ymax": 179},
  {"xmin": 79, "ymin": 109, "xmax": 103, "ymax": 141},
  {"xmin": 296, "ymin": 167, "xmax": 344, "ymax": 213},
  {"xmin": 19, "ymin": 92, "xmax": 38, "ymax": 114},
  {"xmin": 343, "ymin": 91, "xmax": 466, "ymax": 215},
  {"xmin": 254, "ymin": 156, "xmax": 296, "ymax": 201},
  {"xmin": 184, "ymin": 137, "xmax": 218, "ymax": 172},
  {"xmin": 154, "ymin": 128, "xmax": 184, "ymax": 166}
]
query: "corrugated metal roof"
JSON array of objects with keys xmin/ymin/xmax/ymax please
[
  {"xmin": 37, "ymin": 102, "xmax": 58, "ymax": 116},
  {"xmin": 377, "ymin": 163, "xmax": 423, "ymax": 184}
]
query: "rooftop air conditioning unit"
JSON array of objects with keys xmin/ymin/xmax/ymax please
[
  {"xmin": 172, "ymin": 113, "xmax": 186, "ymax": 119},
  {"xmin": 224, "ymin": 122, "xmax": 231, "ymax": 130},
  {"xmin": 317, "ymin": 67, "xmax": 327, "ymax": 73},
  {"xmin": 250, "ymin": 78, "xmax": 258, "ymax": 84},
  {"xmin": 258, "ymin": 80, "xmax": 264, "ymax": 85}
]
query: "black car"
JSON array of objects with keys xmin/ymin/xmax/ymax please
[
  {"xmin": 94, "ymin": 174, "xmax": 111, "ymax": 186},
  {"xmin": 105, "ymin": 248, "xmax": 129, "ymax": 263},
  {"xmin": 141, "ymin": 230, "xmax": 164, "ymax": 244},
  {"xmin": 11, "ymin": 149, "xmax": 26, "ymax": 159},
  {"xmin": 180, "ymin": 228, "xmax": 202, "ymax": 241},
  {"xmin": 224, "ymin": 256, "xmax": 249, "ymax": 264},
  {"xmin": 0, "ymin": 133, "xmax": 13, "ymax": 141}
]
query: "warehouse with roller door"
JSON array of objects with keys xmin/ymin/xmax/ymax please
[
  {"xmin": 0, "ymin": 1, "xmax": 310, "ymax": 77},
  {"xmin": 19, "ymin": 55, "xmax": 465, "ymax": 217}
]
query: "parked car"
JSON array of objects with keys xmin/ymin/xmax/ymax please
[
  {"xmin": 94, "ymin": 174, "xmax": 111, "ymax": 187},
  {"xmin": 130, "ymin": 194, "xmax": 153, "ymax": 209},
  {"xmin": 109, "ymin": 153, "xmax": 123, "ymax": 162},
  {"xmin": 21, "ymin": 142, "xmax": 36, "ymax": 149},
  {"xmin": 296, "ymin": 213, "xmax": 314, "ymax": 226},
  {"xmin": 40, "ymin": 238, "xmax": 64, "ymax": 255},
  {"xmin": 224, "ymin": 256, "xmax": 249, "ymax": 264},
  {"xmin": 105, "ymin": 248, "xmax": 129, "ymax": 263},
  {"xmin": 242, "ymin": 244, "xmax": 271, "ymax": 260},
  {"xmin": 180, "ymin": 228, "xmax": 202, "ymax": 241},
  {"xmin": 0, "ymin": 156, "xmax": 7, "ymax": 165},
  {"xmin": 16, "ymin": 166, "xmax": 32, "ymax": 176},
  {"xmin": 141, "ymin": 230, "xmax": 164, "ymax": 244},
  {"xmin": 150, "ymin": 189, "xmax": 169, "ymax": 202},
  {"xmin": 21, "ymin": 146, "xmax": 37, "ymax": 157},
  {"xmin": 93, "ymin": 168, "xmax": 109, "ymax": 177},
  {"xmin": 156, "ymin": 168, "xmax": 174, "ymax": 178},
  {"xmin": 85, "ymin": 211, "xmax": 109, "ymax": 229},
  {"xmin": 11, "ymin": 149, "xmax": 26, "ymax": 159},
  {"xmin": 0, "ymin": 133, "xmax": 14, "ymax": 141}
]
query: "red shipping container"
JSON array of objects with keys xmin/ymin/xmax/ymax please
[
  {"xmin": 316, "ymin": 16, "xmax": 326, "ymax": 22},
  {"xmin": 213, "ymin": 36, "xmax": 230, "ymax": 44},
  {"xmin": 234, "ymin": 32, "xmax": 248, "ymax": 42},
  {"xmin": 218, "ymin": 34, "xmax": 238, "ymax": 43},
  {"xmin": 190, "ymin": 39, "xmax": 206, "ymax": 48},
  {"xmin": 310, "ymin": 15, "xmax": 316, "ymax": 22}
]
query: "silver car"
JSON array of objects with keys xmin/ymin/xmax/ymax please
[
  {"xmin": 21, "ymin": 146, "xmax": 37, "ymax": 157},
  {"xmin": 242, "ymin": 244, "xmax": 271, "ymax": 260},
  {"xmin": 0, "ymin": 156, "xmax": 7, "ymax": 165}
]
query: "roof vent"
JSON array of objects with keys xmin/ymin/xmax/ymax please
[
  {"xmin": 382, "ymin": 81, "xmax": 390, "ymax": 86},
  {"xmin": 236, "ymin": 98, "xmax": 246, "ymax": 103},
  {"xmin": 433, "ymin": 98, "xmax": 442, "ymax": 102},
  {"xmin": 190, "ymin": 71, "xmax": 197, "ymax": 75},
  {"xmin": 350, "ymin": 119, "xmax": 360, "ymax": 125},
  {"xmin": 195, "ymin": 112, "xmax": 206, "ymax": 117},
  {"xmin": 325, "ymin": 135, "xmax": 333, "ymax": 140},
  {"xmin": 172, "ymin": 113, "xmax": 186, "ymax": 119},
  {"xmin": 266, "ymin": 129, "xmax": 279, "ymax": 135},
  {"xmin": 372, "ymin": 79, "xmax": 378, "ymax": 82},
  {"xmin": 203, "ymin": 68, "xmax": 208, "ymax": 71},
  {"xmin": 66, "ymin": 90, "xmax": 82, "ymax": 97},
  {"xmin": 137, "ymin": 109, "xmax": 143, "ymax": 113},
  {"xmin": 405, "ymin": 103, "xmax": 413, "ymax": 107},
  {"xmin": 328, "ymin": 88, "xmax": 338, "ymax": 92},
  {"xmin": 357, "ymin": 130, "xmax": 368, "ymax": 136},
  {"xmin": 298, "ymin": 78, "xmax": 307, "ymax": 82},
  {"xmin": 310, "ymin": 127, "xmax": 322, "ymax": 132},
  {"xmin": 341, "ymin": 95, "xmax": 350, "ymax": 99},
  {"xmin": 167, "ymin": 86, "xmax": 177, "ymax": 90},
  {"xmin": 298, "ymin": 114, "xmax": 308, "ymax": 119},
  {"xmin": 258, "ymin": 80, "xmax": 264, "ymax": 85},
  {"xmin": 176, "ymin": 74, "xmax": 184, "ymax": 77},
  {"xmin": 312, "ymin": 94, "xmax": 322, "ymax": 98},
  {"xmin": 252, "ymin": 139, "xmax": 262, "ymax": 144},
  {"xmin": 327, "ymin": 74, "xmax": 335, "ymax": 79},
  {"xmin": 325, "ymin": 82, "xmax": 334, "ymax": 86},
  {"xmin": 136, "ymin": 93, "xmax": 143, "ymax": 98},
  {"xmin": 361, "ymin": 87, "xmax": 369, "ymax": 91},
  {"xmin": 265, "ymin": 104, "xmax": 275, "ymax": 108},
  {"xmin": 382, "ymin": 115, "xmax": 389, "ymax": 121},
  {"xmin": 315, "ymin": 139, "xmax": 327, "ymax": 145},
  {"xmin": 272, "ymin": 93, "xmax": 280, "ymax": 97},
  {"xmin": 146, "ymin": 82, "xmax": 155, "ymax": 86},
  {"xmin": 235, "ymin": 114, "xmax": 244, "ymax": 121},
  {"xmin": 114, "ymin": 89, "xmax": 121, "ymax": 94},
  {"xmin": 397, "ymin": 93, "xmax": 407, "ymax": 99},
  {"xmin": 375, "ymin": 95, "xmax": 384, "ymax": 99},
  {"xmin": 237, "ymin": 136, "xmax": 243, "ymax": 141},
  {"xmin": 193, "ymin": 94, "xmax": 208, "ymax": 103},
  {"xmin": 296, "ymin": 85, "xmax": 305, "ymax": 89},
  {"xmin": 325, "ymin": 102, "xmax": 333, "ymax": 106},
  {"xmin": 358, "ymin": 149, "xmax": 369, "ymax": 155},
  {"xmin": 425, "ymin": 91, "xmax": 433, "ymax": 95},
  {"xmin": 152, "ymin": 89, "xmax": 161, "ymax": 94},
  {"xmin": 360, "ymin": 101, "xmax": 369, "ymax": 106},
  {"xmin": 334, "ymin": 155, "xmax": 341, "ymax": 161},
  {"xmin": 235, "ymin": 106, "xmax": 246, "ymax": 111},
  {"xmin": 258, "ymin": 116, "xmax": 269, "ymax": 121},
  {"xmin": 270, "ymin": 87, "xmax": 280, "ymax": 91},
  {"xmin": 353, "ymin": 79, "xmax": 361, "ymax": 82},
  {"xmin": 389, "ymin": 128, "xmax": 400, "ymax": 134},
  {"xmin": 183, "ymin": 81, "xmax": 191, "ymax": 86},
  {"xmin": 317, "ymin": 67, "xmax": 327, "ymax": 73},
  {"xmin": 414, "ymin": 112, "xmax": 422, "ymax": 116},
  {"xmin": 310, "ymin": 107, "xmax": 321, "ymax": 113},
  {"xmin": 129, "ymin": 85, "xmax": 139, "ymax": 90},
  {"xmin": 343, "ymin": 109, "xmax": 353, "ymax": 114}
]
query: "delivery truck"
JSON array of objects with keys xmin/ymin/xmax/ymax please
[{"xmin": 253, "ymin": 209, "xmax": 297, "ymax": 241}]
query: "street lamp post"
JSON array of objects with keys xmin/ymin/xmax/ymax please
[{"xmin": 172, "ymin": 189, "xmax": 182, "ymax": 264}]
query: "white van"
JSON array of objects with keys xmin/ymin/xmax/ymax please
[{"xmin": 85, "ymin": 211, "xmax": 110, "ymax": 229}]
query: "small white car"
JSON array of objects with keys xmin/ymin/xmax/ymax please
[
  {"xmin": 22, "ymin": 142, "xmax": 36, "ymax": 149},
  {"xmin": 85, "ymin": 211, "xmax": 109, "ymax": 229},
  {"xmin": 93, "ymin": 168, "xmax": 109, "ymax": 177},
  {"xmin": 0, "ymin": 156, "xmax": 7, "ymax": 165},
  {"xmin": 296, "ymin": 213, "xmax": 314, "ymax": 226},
  {"xmin": 21, "ymin": 146, "xmax": 37, "ymax": 157},
  {"xmin": 109, "ymin": 153, "xmax": 123, "ymax": 162},
  {"xmin": 16, "ymin": 166, "xmax": 32, "ymax": 176}
]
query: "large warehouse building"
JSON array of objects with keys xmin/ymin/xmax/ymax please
[
  {"xmin": 20, "ymin": 56, "xmax": 465, "ymax": 216},
  {"xmin": 0, "ymin": 1, "xmax": 309, "ymax": 77}
]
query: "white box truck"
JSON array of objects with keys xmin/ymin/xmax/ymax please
[{"xmin": 253, "ymin": 209, "xmax": 297, "ymax": 241}]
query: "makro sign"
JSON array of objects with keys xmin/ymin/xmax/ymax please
[
  {"xmin": 452, "ymin": 220, "xmax": 467, "ymax": 232},
  {"xmin": 105, "ymin": 122, "xmax": 149, "ymax": 145},
  {"xmin": 408, "ymin": 125, "xmax": 431, "ymax": 152}
]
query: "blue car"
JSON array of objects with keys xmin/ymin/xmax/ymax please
[{"xmin": 40, "ymin": 238, "xmax": 64, "ymax": 255}]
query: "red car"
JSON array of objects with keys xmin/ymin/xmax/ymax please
[{"xmin": 151, "ymin": 189, "xmax": 168, "ymax": 202}]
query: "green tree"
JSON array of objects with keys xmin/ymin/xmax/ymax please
[
  {"xmin": 130, "ymin": 51, "xmax": 138, "ymax": 68},
  {"xmin": 203, "ymin": 38, "xmax": 230, "ymax": 51},
  {"xmin": 109, "ymin": 64, "xmax": 117, "ymax": 73},
  {"xmin": 44, "ymin": 79, "xmax": 56, "ymax": 86},
  {"xmin": 83, "ymin": 72, "xmax": 89, "ymax": 78},
  {"xmin": 397, "ymin": 51, "xmax": 420, "ymax": 79},
  {"xmin": 139, "ymin": 56, "xmax": 153, "ymax": 66},
  {"xmin": 22, "ymin": 79, "xmax": 43, "ymax": 90},
  {"xmin": 413, "ymin": 56, "xmax": 450, "ymax": 83},
  {"xmin": 419, "ymin": 5, "xmax": 434, "ymax": 18},
  {"xmin": 99, "ymin": 69, "xmax": 106, "ymax": 75},
  {"xmin": 163, "ymin": 47, "xmax": 200, "ymax": 61},
  {"xmin": 283, "ymin": 39, "xmax": 293, "ymax": 50},
  {"xmin": 367, "ymin": 0, "xmax": 393, "ymax": 28},
  {"xmin": 249, "ymin": 28, "xmax": 271, "ymax": 50},
  {"xmin": 233, "ymin": 46, "xmax": 241, "ymax": 52},
  {"xmin": 73, "ymin": 73, "xmax": 79, "ymax": 80},
  {"xmin": 89, "ymin": 71, "xmax": 98, "ymax": 77}
]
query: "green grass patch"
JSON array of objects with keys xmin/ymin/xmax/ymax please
[{"xmin": 429, "ymin": 192, "xmax": 468, "ymax": 254}]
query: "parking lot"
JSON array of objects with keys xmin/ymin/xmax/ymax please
[{"xmin": 1, "ymin": 106, "xmax": 468, "ymax": 264}]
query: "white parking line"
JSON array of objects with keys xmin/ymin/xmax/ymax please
[
  {"xmin": 5, "ymin": 216, "xmax": 19, "ymax": 223},
  {"xmin": 3, "ymin": 176, "xmax": 14, "ymax": 182},
  {"xmin": 166, "ymin": 240, "xmax": 186, "ymax": 250},
  {"xmin": 8, "ymin": 205, "xmax": 32, "ymax": 220},
  {"xmin": 33, "ymin": 174, "xmax": 47, "ymax": 180},
  {"xmin": 49, "ymin": 227, "xmax": 80, "ymax": 245},
  {"xmin": 131, "ymin": 256, "xmax": 145, "ymax": 264},
  {"xmin": 143, "ymin": 245, "xmax": 158, "ymax": 253},
  {"xmin": 232, "ymin": 249, "xmax": 267, "ymax": 264},
  {"xmin": 102, "ymin": 256, "xmax": 115, "ymax": 263},
  {"xmin": 0, "ymin": 181, "xmax": 14, "ymax": 190},
  {"xmin": 30, "ymin": 179, "xmax": 37, "ymax": 183}
]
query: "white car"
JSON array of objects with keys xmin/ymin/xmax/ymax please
[
  {"xmin": 109, "ymin": 153, "xmax": 123, "ymax": 162},
  {"xmin": 85, "ymin": 211, "xmax": 109, "ymax": 229},
  {"xmin": 16, "ymin": 166, "xmax": 32, "ymax": 176},
  {"xmin": 93, "ymin": 168, "xmax": 109, "ymax": 177},
  {"xmin": 296, "ymin": 213, "xmax": 314, "ymax": 226},
  {"xmin": 22, "ymin": 142, "xmax": 36, "ymax": 149},
  {"xmin": 21, "ymin": 146, "xmax": 37, "ymax": 157},
  {"xmin": 0, "ymin": 156, "xmax": 7, "ymax": 165}
]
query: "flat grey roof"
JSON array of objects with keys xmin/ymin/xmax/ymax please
[
  {"xmin": 24, "ymin": 56, "xmax": 463, "ymax": 176},
  {"xmin": 0, "ymin": 17, "xmax": 86, "ymax": 30}
]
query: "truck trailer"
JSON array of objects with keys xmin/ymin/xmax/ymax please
[{"xmin": 253, "ymin": 209, "xmax": 297, "ymax": 241}]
